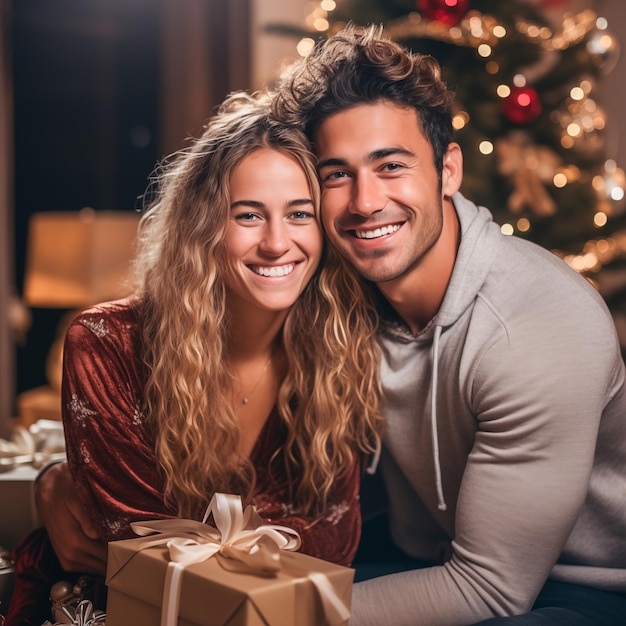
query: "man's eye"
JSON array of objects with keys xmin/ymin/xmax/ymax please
[
  {"xmin": 382, "ymin": 162, "xmax": 402, "ymax": 172},
  {"xmin": 321, "ymin": 171, "xmax": 349, "ymax": 185}
]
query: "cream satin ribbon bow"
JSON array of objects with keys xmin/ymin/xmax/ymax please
[{"xmin": 130, "ymin": 493, "xmax": 350, "ymax": 626}]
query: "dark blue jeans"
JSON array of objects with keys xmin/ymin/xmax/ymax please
[{"xmin": 473, "ymin": 580, "xmax": 626, "ymax": 625}]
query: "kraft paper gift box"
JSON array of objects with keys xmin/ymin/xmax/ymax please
[{"xmin": 105, "ymin": 494, "xmax": 354, "ymax": 626}]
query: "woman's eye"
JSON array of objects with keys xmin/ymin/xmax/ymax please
[
  {"xmin": 290, "ymin": 210, "xmax": 314, "ymax": 220},
  {"xmin": 234, "ymin": 212, "xmax": 260, "ymax": 222}
]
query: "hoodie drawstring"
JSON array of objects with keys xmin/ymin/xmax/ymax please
[
  {"xmin": 431, "ymin": 325, "xmax": 447, "ymax": 511},
  {"xmin": 365, "ymin": 433, "xmax": 382, "ymax": 475}
]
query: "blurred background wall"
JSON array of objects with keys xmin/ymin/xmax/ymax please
[{"xmin": 0, "ymin": 0, "xmax": 309, "ymax": 435}]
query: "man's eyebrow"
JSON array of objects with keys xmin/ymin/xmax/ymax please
[
  {"xmin": 317, "ymin": 157, "xmax": 348, "ymax": 171},
  {"xmin": 317, "ymin": 147, "xmax": 415, "ymax": 171},
  {"xmin": 369, "ymin": 147, "xmax": 415, "ymax": 160}
]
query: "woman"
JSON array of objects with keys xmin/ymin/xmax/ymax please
[{"xmin": 6, "ymin": 92, "xmax": 383, "ymax": 625}]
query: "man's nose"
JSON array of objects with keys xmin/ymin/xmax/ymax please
[{"xmin": 350, "ymin": 173, "xmax": 385, "ymax": 216}]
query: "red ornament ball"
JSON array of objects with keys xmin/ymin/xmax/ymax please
[
  {"xmin": 501, "ymin": 86, "xmax": 542, "ymax": 125},
  {"xmin": 417, "ymin": 0, "xmax": 471, "ymax": 26}
]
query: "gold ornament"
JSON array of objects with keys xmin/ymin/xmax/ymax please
[{"xmin": 495, "ymin": 131, "xmax": 562, "ymax": 216}]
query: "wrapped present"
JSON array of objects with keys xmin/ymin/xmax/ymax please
[{"xmin": 106, "ymin": 493, "xmax": 353, "ymax": 626}]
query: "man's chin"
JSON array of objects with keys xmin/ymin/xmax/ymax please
[{"xmin": 333, "ymin": 246, "xmax": 395, "ymax": 282}]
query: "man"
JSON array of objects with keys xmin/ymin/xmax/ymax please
[{"xmin": 34, "ymin": 25, "xmax": 626, "ymax": 625}]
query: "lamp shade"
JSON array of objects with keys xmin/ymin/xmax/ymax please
[{"xmin": 23, "ymin": 209, "xmax": 141, "ymax": 308}]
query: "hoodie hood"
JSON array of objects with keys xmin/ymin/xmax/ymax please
[{"xmin": 433, "ymin": 193, "xmax": 500, "ymax": 329}]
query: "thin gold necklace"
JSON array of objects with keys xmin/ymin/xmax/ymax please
[{"xmin": 240, "ymin": 355, "xmax": 272, "ymax": 405}]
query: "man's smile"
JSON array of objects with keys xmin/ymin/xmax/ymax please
[{"xmin": 354, "ymin": 223, "xmax": 403, "ymax": 239}]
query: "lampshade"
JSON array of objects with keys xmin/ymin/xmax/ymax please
[{"xmin": 23, "ymin": 208, "xmax": 141, "ymax": 308}]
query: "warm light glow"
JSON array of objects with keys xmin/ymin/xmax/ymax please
[
  {"xmin": 553, "ymin": 173, "xmax": 568, "ymax": 188},
  {"xmin": 23, "ymin": 211, "xmax": 141, "ymax": 307},
  {"xmin": 597, "ymin": 239, "xmax": 610, "ymax": 254},
  {"xmin": 486, "ymin": 61, "xmax": 499, "ymax": 74},
  {"xmin": 313, "ymin": 17, "xmax": 329, "ymax": 31},
  {"xmin": 567, "ymin": 122, "xmax": 582, "ymax": 137},
  {"xmin": 513, "ymin": 74, "xmax": 526, "ymax": 87},
  {"xmin": 297, "ymin": 38, "xmax": 315, "ymax": 57},
  {"xmin": 539, "ymin": 27, "xmax": 551, "ymax": 40},
  {"xmin": 497, "ymin": 85, "xmax": 511, "ymax": 98},
  {"xmin": 452, "ymin": 111, "xmax": 470, "ymax": 130},
  {"xmin": 517, "ymin": 218, "xmax": 531, "ymax": 232},
  {"xmin": 592, "ymin": 174, "xmax": 605, "ymax": 191},
  {"xmin": 581, "ymin": 114, "xmax": 595, "ymax": 131},
  {"xmin": 594, "ymin": 212, "xmax": 608, "ymax": 227},
  {"xmin": 320, "ymin": 0, "xmax": 336, "ymax": 10},
  {"xmin": 493, "ymin": 25, "xmax": 506, "ymax": 38},
  {"xmin": 570, "ymin": 87, "xmax": 584, "ymax": 101},
  {"xmin": 501, "ymin": 224, "xmax": 514, "ymax": 236},
  {"xmin": 478, "ymin": 44, "xmax": 492, "ymax": 57},
  {"xmin": 600, "ymin": 34, "xmax": 614, "ymax": 49},
  {"xmin": 596, "ymin": 17, "xmax": 608, "ymax": 30},
  {"xmin": 470, "ymin": 26, "xmax": 484, "ymax": 39},
  {"xmin": 570, "ymin": 252, "xmax": 599, "ymax": 271},
  {"xmin": 479, "ymin": 141, "xmax": 494, "ymax": 155}
]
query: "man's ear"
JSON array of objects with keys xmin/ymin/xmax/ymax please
[{"xmin": 441, "ymin": 142, "xmax": 463, "ymax": 198}]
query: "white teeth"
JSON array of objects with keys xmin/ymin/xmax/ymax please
[
  {"xmin": 251, "ymin": 263, "xmax": 295, "ymax": 277},
  {"xmin": 355, "ymin": 224, "xmax": 401, "ymax": 239}
]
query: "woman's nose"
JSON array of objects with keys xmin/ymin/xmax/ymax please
[{"xmin": 259, "ymin": 222, "xmax": 292, "ymax": 255}]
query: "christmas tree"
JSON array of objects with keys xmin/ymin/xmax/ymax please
[{"xmin": 267, "ymin": 0, "xmax": 626, "ymax": 274}]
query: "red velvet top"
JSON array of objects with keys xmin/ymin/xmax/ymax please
[
  {"xmin": 61, "ymin": 300, "xmax": 361, "ymax": 562},
  {"xmin": 5, "ymin": 299, "xmax": 361, "ymax": 625}
]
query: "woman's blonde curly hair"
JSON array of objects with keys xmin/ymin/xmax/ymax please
[{"xmin": 133, "ymin": 91, "xmax": 383, "ymax": 519}]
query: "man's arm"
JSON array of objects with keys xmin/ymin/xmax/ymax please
[
  {"xmin": 35, "ymin": 461, "xmax": 107, "ymax": 575},
  {"xmin": 350, "ymin": 289, "xmax": 624, "ymax": 625}
]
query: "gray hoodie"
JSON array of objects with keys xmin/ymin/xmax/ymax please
[{"xmin": 352, "ymin": 193, "xmax": 626, "ymax": 625}]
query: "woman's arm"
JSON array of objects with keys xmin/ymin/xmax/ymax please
[{"xmin": 61, "ymin": 305, "xmax": 176, "ymax": 543}]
